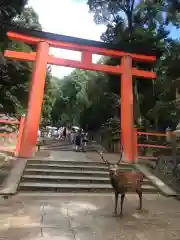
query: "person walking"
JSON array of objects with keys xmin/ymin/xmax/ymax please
[
  {"xmin": 81, "ymin": 131, "xmax": 88, "ymax": 151},
  {"xmin": 67, "ymin": 127, "xmax": 71, "ymax": 142},
  {"xmin": 84, "ymin": 132, "xmax": 88, "ymax": 147},
  {"xmin": 62, "ymin": 127, "xmax": 67, "ymax": 140},
  {"xmin": 75, "ymin": 129, "xmax": 81, "ymax": 152},
  {"xmin": 71, "ymin": 128, "xmax": 76, "ymax": 144}
]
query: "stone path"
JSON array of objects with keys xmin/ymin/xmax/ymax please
[
  {"xmin": 0, "ymin": 144, "xmax": 180, "ymax": 239},
  {"xmin": 85, "ymin": 151, "xmax": 122, "ymax": 163},
  {"xmin": 0, "ymin": 193, "xmax": 180, "ymax": 240},
  {"xmin": 51, "ymin": 149, "xmax": 122, "ymax": 164}
]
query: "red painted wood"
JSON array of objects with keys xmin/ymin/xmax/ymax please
[{"xmin": 7, "ymin": 31, "xmax": 156, "ymax": 62}]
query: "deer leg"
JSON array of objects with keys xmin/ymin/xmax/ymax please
[
  {"xmin": 136, "ymin": 190, "xmax": 142, "ymax": 210},
  {"xmin": 113, "ymin": 192, "xmax": 119, "ymax": 217},
  {"xmin": 119, "ymin": 193, "xmax": 125, "ymax": 217}
]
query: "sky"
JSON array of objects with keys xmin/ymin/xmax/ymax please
[
  {"xmin": 168, "ymin": 25, "xmax": 180, "ymax": 39},
  {"xmin": 28, "ymin": 0, "xmax": 180, "ymax": 79},
  {"xmin": 28, "ymin": 0, "xmax": 106, "ymax": 78}
]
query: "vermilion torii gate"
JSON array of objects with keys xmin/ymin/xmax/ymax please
[{"xmin": 3, "ymin": 24, "xmax": 156, "ymax": 160}]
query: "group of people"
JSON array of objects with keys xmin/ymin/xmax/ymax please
[
  {"xmin": 39, "ymin": 126, "xmax": 88, "ymax": 152},
  {"xmin": 58, "ymin": 127, "xmax": 70, "ymax": 140},
  {"xmin": 59, "ymin": 126, "xmax": 88, "ymax": 152},
  {"xmin": 71, "ymin": 128, "xmax": 88, "ymax": 152}
]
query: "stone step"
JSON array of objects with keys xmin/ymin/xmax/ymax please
[
  {"xmin": 26, "ymin": 163, "xmax": 135, "ymax": 172},
  {"xmin": 26, "ymin": 159, "xmax": 104, "ymax": 165},
  {"xmin": 22, "ymin": 174, "xmax": 110, "ymax": 184},
  {"xmin": 26, "ymin": 163, "xmax": 108, "ymax": 171},
  {"xmin": 21, "ymin": 174, "xmax": 151, "ymax": 185},
  {"xmin": 27, "ymin": 159, "xmax": 133, "ymax": 167},
  {"xmin": 18, "ymin": 182, "xmax": 158, "ymax": 193},
  {"xmin": 24, "ymin": 168, "xmax": 109, "ymax": 177}
]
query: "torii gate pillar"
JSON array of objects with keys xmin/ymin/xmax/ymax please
[
  {"xmin": 19, "ymin": 42, "xmax": 49, "ymax": 157},
  {"xmin": 121, "ymin": 56, "xmax": 134, "ymax": 162}
]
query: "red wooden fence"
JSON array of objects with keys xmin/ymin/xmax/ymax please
[
  {"xmin": 134, "ymin": 128, "xmax": 171, "ymax": 161},
  {"xmin": 0, "ymin": 117, "xmax": 25, "ymax": 156}
]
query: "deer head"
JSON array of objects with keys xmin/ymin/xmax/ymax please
[{"xmin": 98, "ymin": 146, "xmax": 123, "ymax": 176}]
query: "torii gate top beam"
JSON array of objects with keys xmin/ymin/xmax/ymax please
[
  {"xmin": 2, "ymin": 23, "xmax": 157, "ymax": 62},
  {"xmin": 3, "ymin": 23, "xmax": 157, "ymax": 78}
]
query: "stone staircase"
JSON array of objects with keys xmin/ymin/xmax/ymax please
[{"xmin": 18, "ymin": 156, "xmax": 159, "ymax": 193}]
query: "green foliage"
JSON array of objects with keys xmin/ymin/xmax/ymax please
[
  {"xmin": 147, "ymin": 40, "xmax": 180, "ymax": 130},
  {"xmin": 13, "ymin": 6, "xmax": 41, "ymax": 30},
  {"xmin": 0, "ymin": 4, "xmax": 56, "ymax": 125},
  {"xmin": 51, "ymin": 0, "xmax": 180, "ymax": 133},
  {"xmin": 1, "ymin": 0, "xmax": 180, "ymax": 133},
  {"xmin": 86, "ymin": 0, "xmax": 180, "ymax": 131},
  {"xmin": 0, "ymin": 0, "xmax": 28, "ymax": 23},
  {"xmin": 51, "ymin": 67, "xmax": 118, "ymax": 130},
  {"xmin": 41, "ymin": 67, "xmax": 57, "ymax": 126},
  {"xmin": 0, "ymin": 5, "xmax": 40, "ymax": 116}
]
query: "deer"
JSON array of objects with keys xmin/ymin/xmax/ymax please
[{"xmin": 98, "ymin": 147, "xmax": 144, "ymax": 217}]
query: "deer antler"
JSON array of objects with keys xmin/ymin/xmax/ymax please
[
  {"xmin": 98, "ymin": 150, "xmax": 110, "ymax": 166},
  {"xmin": 116, "ymin": 144, "xmax": 123, "ymax": 165}
]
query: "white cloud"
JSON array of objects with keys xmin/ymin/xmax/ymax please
[{"xmin": 28, "ymin": 0, "xmax": 106, "ymax": 78}]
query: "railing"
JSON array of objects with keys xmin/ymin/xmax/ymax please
[
  {"xmin": 0, "ymin": 119, "xmax": 19, "ymax": 124},
  {"xmin": 0, "ymin": 118, "xmax": 19, "ymax": 154},
  {"xmin": 0, "ymin": 119, "xmax": 19, "ymax": 137},
  {"xmin": 0, "ymin": 117, "xmax": 26, "ymax": 157},
  {"xmin": 89, "ymin": 128, "xmax": 174, "ymax": 163},
  {"xmin": 135, "ymin": 129, "xmax": 171, "ymax": 161}
]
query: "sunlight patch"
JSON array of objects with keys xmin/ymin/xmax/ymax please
[
  {"xmin": 67, "ymin": 201, "xmax": 98, "ymax": 210},
  {"xmin": 9, "ymin": 215, "xmax": 40, "ymax": 227}
]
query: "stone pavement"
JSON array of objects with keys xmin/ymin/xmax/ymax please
[
  {"xmin": 85, "ymin": 151, "xmax": 123, "ymax": 163},
  {"xmin": 51, "ymin": 150, "xmax": 122, "ymax": 164},
  {"xmin": 0, "ymin": 193, "xmax": 180, "ymax": 240}
]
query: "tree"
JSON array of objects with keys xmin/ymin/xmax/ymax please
[
  {"xmin": 51, "ymin": 63, "xmax": 119, "ymax": 131},
  {"xmin": 51, "ymin": 0, "xmax": 180, "ymax": 133},
  {"xmin": 13, "ymin": 6, "xmax": 41, "ymax": 30},
  {"xmin": 41, "ymin": 67, "xmax": 57, "ymax": 126},
  {"xmin": 0, "ymin": 0, "xmax": 28, "ymax": 50},
  {"xmin": 0, "ymin": 4, "xmax": 57, "ymax": 125},
  {"xmin": 147, "ymin": 39, "xmax": 180, "ymax": 130},
  {"xmin": 0, "ymin": 5, "xmax": 42, "ymax": 116},
  {"xmin": 0, "ymin": 0, "xmax": 27, "ymax": 22},
  {"xmin": 87, "ymin": 0, "xmax": 180, "ymax": 131}
]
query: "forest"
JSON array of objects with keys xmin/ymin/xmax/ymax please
[{"xmin": 1, "ymin": 0, "xmax": 180, "ymax": 135}]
